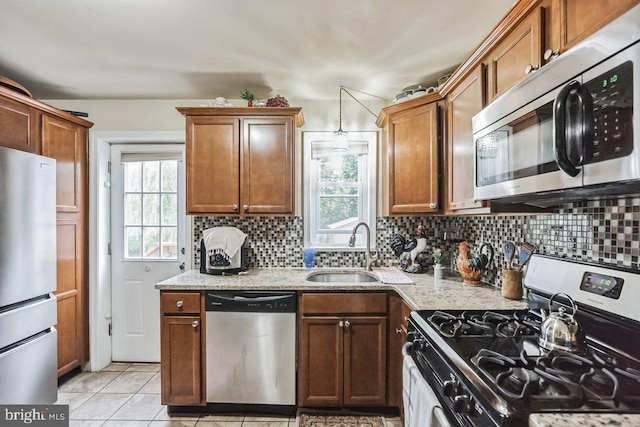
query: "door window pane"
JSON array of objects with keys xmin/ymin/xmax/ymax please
[
  {"xmin": 122, "ymin": 160, "xmax": 179, "ymax": 259},
  {"xmin": 125, "ymin": 227, "xmax": 142, "ymax": 258}
]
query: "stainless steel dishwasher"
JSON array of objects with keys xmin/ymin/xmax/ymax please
[{"xmin": 205, "ymin": 291, "xmax": 297, "ymax": 406}]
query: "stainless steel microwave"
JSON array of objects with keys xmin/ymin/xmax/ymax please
[{"xmin": 473, "ymin": 4, "xmax": 640, "ymax": 206}]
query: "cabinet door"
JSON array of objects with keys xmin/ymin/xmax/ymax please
[
  {"xmin": 185, "ymin": 116, "xmax": 240, "ymax": 214},
  {"xmin": 161, "ymin": 315, "xmax": 203, "ymax": 406},
  {"xmin": 486, "ymin": 7, "xmax": 543, "ymax": 103},
  {"xmin": 41, "ymin": 114, "xmax": 88, "ymax": 376},
  {"xmin": 0, "ymin": 97, "xmax": 39, "ymax": 153},
  {"xmin": 299, "ymin": 317, "xmax": 343, "ymax": 406},
  {"xmin": 446, "ymin": 67, "xmax": 487, "ymax": 213},
  {"xmin": 42, "ymin": 115, "xmax": 86, "ymax": 213},
  {"xmin": 344, "ymin": 316, "xmax": 387, "ymax": 406},
  {"xmin": 387, "ymin": 294, "xmax": 408, "ymax": 409},
  {"xmin": 386, "ymin": 102, "xmax": 440, "ymax": 214},
  {"xmin": 242, "ymin": 117, "xmax": 294, "ymax": 214},
  {"xmin": 560, "ymin": 0, "xmax": 638, "ymax": 51}
]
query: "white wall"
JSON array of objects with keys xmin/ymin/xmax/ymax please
[{"xmin": 43, "ymin": 98, "xmax": 389, "ymax": 132}]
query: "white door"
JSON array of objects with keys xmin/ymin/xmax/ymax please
[{"xmin": 110, "ymin": 144, "xmax": 186, "ymax": 362}]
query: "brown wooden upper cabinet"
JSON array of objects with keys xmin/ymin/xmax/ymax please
[
  {"xmin": 376, "ymin": 94, "xmax": 443, "ymax": 215},
  {"xmin": 0, "ymin": 96, "xmax": 39, "ymax": 153},
  {"xmin": 485, "ymin": 6, "xmax": 543, "ymax": 104},
  {"xmin": 445, "ymin": 66, "xmax": 487, "ymax": 214},
  {"xmin": 559, "ymin": 0, "xmax": 640, "ymax": 52},
  {"xmin": 176, "ymin": 107, "xmax": 304, "ymax": 215}
]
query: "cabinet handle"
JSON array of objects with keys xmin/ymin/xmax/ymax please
[
  {"xmin": 525, "ymin": 64, "xmax": 539, "ymax": 74},
  {"xmin": 403, "ymin": 316, "xmax": 410, "ymax": 322},
  {"xmin": 344, "ymin": 320, "xmax": 351, "ymax": 328},
  {"xmin": 544, "ymin": 48, "xmax": 560, "ymax": 61},
  {"xmin": 429, "ymin": 202, "xmax": 437, "ymax": 209},
  {"xmin": 338, "ymin": 320, "xmax": 344, "ymax": 328},
  {"xmin": 176, "ymin": 300, "xmax": 184, "ymax": 308},
  {"xmin": 243, "ymin": 205, "xmax": 249, "ymax": 212},
  {"xmin": 232, "ymin": 204, "xmax": 239, "ymax": 211},
  {"xmin": 395, "ymin": 328, "xmax": 405, "ymax": 334},
  {"xmin": 192, "ymin": 320, "xmax": 199, "ymax": 328}
]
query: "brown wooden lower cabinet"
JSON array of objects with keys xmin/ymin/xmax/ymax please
[
  {"xmin": 298, "ymin": 292, "xmax": 388, "ymax": 407},
  {"xmin": 160, "ymin": 291, "xmax": 205, "ymax": 406}
]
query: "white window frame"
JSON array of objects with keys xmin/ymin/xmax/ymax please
[{"xmin": 303, "ymin": 131, "xmax": 377, "ymax": 251}]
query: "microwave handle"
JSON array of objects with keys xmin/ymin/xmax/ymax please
[
  {"xmin": 553, "ymin": 80, "xmax": 582, "ymax": 177},
  {"xmin": 576, "ymin": 84, "xmax": 594, "ymax": 166}
]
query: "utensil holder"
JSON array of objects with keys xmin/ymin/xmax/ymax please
[{"xmin": 502, "ymin": 269, "xmax": 523, "ymax": 299}]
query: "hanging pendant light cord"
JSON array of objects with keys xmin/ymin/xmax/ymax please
[
  {"xmin": 340, "ymin": 86, "xmax": 382, "ymax": 119},
  {"xmin": 338, "ymin": 86, "xmax": 343, "ymax": 130}
]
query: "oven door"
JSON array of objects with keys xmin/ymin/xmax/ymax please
[
  {"xmin": 403, "ymin": 343, "xmax": 454, "ymax": 427},
  {"xmin": 473, "ymin": 81, "xmax": 583, "ymax": 202}
]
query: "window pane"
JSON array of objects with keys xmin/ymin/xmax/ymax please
[
  {"xmin": 143, "ymin": 227, "xmax": 160, "ymax": 258},
  {"xmin": 161, "ymin": 194, "xmax": 177, "ymax": 226},
  {"xmin": 124, "ymin": 162, "xmax": 141, "ymax": 192},
  {"xmin": 143, "ymin": 161, "xmax": 160, "ymax": 192},
  {"xmin": 319, "ymin": 197, "xmax": 359, "ymax": 229},
  {"xmin": 319, "ymin": 155, "xmax": 359, "ymax": 183},
  {"xmin": 161, "ymin": 161, "xmax": 178, "ymax": 192},
  {"xmin": 143, "ymin": 194, "xmax": 160, "ymax": 225},
  {"xmin": 161, "ymin": 227, "xmax": 177, "ymax": 259},
  {"xmin": 319, "ymin": 186, "xmax": 358, "ymax": 196},
  {"xmin": 125, "ymin": 227, "xmax": 142, "ymax": 258},
  {"xmin": 124, "ymin": 194, "xmax": 142, "ymax": 226}
]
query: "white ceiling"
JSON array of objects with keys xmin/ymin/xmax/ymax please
[{"xmin": 0, "ymin": 0, "xmax": 515, "ymax": 101}]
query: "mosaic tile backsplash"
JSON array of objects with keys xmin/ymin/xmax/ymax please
[{"xmin": 192, "ymin": 196, "xmax": 640, "ymax": 288}]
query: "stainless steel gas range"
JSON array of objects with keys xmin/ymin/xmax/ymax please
[{"xmin": 403, "ymin": 255, "xmax": 640, "ymax": 427}]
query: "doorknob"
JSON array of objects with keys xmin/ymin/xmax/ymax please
[{"xmin": 179, "ymin": 263, "xmax": 185, "ymax": 271}]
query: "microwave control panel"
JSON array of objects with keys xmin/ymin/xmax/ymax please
[{"xmin": 585, "ymin": 60, "xmax": 633, "ymax": 163}]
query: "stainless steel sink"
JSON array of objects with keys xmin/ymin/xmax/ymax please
[{"xmin": 305, "ymin": 271, "xmax": 379, "ymax": 283}]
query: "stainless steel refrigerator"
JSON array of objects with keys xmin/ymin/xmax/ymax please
[{"xmin": 0, "ymin": 146, "xmax": 58, "ymax": 404}]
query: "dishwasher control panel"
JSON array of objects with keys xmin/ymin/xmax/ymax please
[{"xmin": 205, "ymin": 291, "xmax": 297, "ymax": 312}]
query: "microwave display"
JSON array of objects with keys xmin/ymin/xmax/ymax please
[{"xmin": 584, "ymin": 60, "xmax": 634, "ymax": 164}]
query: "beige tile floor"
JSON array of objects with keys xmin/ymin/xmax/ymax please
[{"xmin": 57, "ymin": 363, "xmax": 403, "ymax": 427}]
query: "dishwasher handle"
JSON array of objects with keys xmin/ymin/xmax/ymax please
[{"xmin": 205, "ymin": 291, "xmax": 297, "ymax": 312}]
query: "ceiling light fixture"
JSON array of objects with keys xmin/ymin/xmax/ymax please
[{"xmin": 333, "ymin": 86, "xmax": 384, "ymax": 152}]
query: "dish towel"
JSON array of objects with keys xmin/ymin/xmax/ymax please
[
  {"xmin": 202, "ymin": 227, "xmax": 247, "ymax": 262},
  {"xmin": 402, "ymin": 343, "xmax": 449, "ymax": 427}
]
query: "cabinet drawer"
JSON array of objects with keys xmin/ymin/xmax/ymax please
[
  {"xmin": 161, "ymin": 292, "xmax": 201, "ymax": 314},
  {"xmin": 301, "ymin": 293, "xmax": 387, "ymax": 315}
]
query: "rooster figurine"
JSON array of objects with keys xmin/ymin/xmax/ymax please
[
  {"xmin": 403, "ymin": 223, "xmax": 427, "ymax": 273},
  {"xmin": 456, "ymin": 241, "xmax": 494, "ymax": 285}
]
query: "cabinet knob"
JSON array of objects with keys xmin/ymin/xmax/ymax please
[
  {"xmin": 192, "ymin": 320, "xmax": 199, "ymax": 328},
  {"xmin": 395, "ymin": 328, "xmax": 406, "ymax": 334},
  {"xmin": 338, "ymin": 320, "xmax": 344, "ymax": 328},
  {"xmin": 243, "ymin": 205, "xmax": 249, "ymax": 212},
  {"xmin": 232, "ymin": 204, "xmax": 239, "ymax": 211},
  {"xmin": 344, "ymin": 320, "xmax": 351, "ymax": 328},
  {"xmin": 429, "ymin": 202, "xmax": 437, "ymax": 209},
  {"xmin": 525, "ymin": 64, "xmax": 539, "ymax": 74},
  {"xmin": 176, "ymin": 300, "xmax": 184, "ymax": 308},
  {"xmin": 544, "ymin": 48, "xmax": 560, "ymax": 61},
  {"xmin": 403, "ymin": 316, "xmax": 410, "ymax": 322}
]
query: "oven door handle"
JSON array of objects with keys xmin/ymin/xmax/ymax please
[
  {"xmin": 553, "ymin": 79, "xmax": 582, "ymax": 177},
  {"xmin": 432, "ymin": 407, "xmax": 454, "ymax": 427}
]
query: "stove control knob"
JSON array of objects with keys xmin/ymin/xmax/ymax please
[
  {"xmin": 412, "ymin": 338, "xmax": 426, "ymax": 352},
  {"xmin": 453, "ymin": 395, "xmax": 472, "ymax": 414},
  {"xmin": 443, "ymin": 379, "xmax": 458, "ymax": 396}
]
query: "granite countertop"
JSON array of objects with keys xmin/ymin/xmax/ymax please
[
  {"xmin": 157, "ymin": 268, "xmax": 637, "ymax": 425},
  {"xmin": 156, "ymin": 267, "xmax": 527, "ymax": 311},
  {"xmin": 529, "ymin": 413, "xmax": 640, "ymax": 427}
]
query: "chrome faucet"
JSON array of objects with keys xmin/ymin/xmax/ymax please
[{"xmin": 349, "ymin": 222, "xmax": 377, "ymax": 271}]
